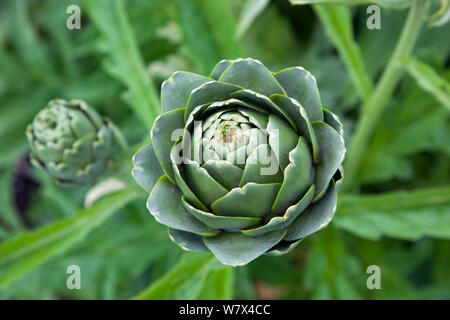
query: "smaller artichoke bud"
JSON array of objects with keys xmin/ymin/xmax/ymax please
[{"xmin": 26, "ymin": 99, "xmax": 116, "ymax": 185}]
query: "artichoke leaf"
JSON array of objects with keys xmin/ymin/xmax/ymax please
[
  {"xmin": 323, "ymin": 108, "xmax": 344, "ymax": 137},
  {"xmin": 202, "ymin": 111, "xmax": 226, "ymax": 132},
  {"xmin": 239, "ymin": 144, "xmax": 283, "ymax": 186},
  {"xmin": 70, "ymin": 99, "xmax": 104, "ymax": 129},
  {"xmin": 185, "ymin": 99, "xmax": 259, "ymax": 134},
  {"xmin": 92, "ymin": 124, "xmax": 113, "ymax": 160},
  {"xmin": 274, "ymin": 67, "xmax": 323, "ymax": 122},
  {"xmin": 334, "ymin": 165, "xmax": 344, "ymax": 191},
  {"xmin": 62, "ymin": 133, "xmax": 96, "ymax": 166},
  {"xmin": 220, "ymin": 111, "xmax": 248, "ymax": 123},
  {"xmin": 45, "ymin": 161, "xmax": 78, "ymax": 182},
  {"xmin": 74, "ymin": 161, "xmax": 108, "ymax": 185},
  {"xmin": 201, "ymin": 160, "xmax": 244, "ymax": 190},
  {"xmin": 132, "ymin": 143, "xmax": 164, "ymax": 193},
  {"xmin": 147, "ymin": 176, "xmax": 218, "ymax": 236},
  {"xmin": 168, "ymin": 228, "xmax": 209, "ymax": 252},
  {"xmin": 204, "ymin": 229, "xmax": 286, "ymax": 266},
  {"xmin": 231, "ymin": 89, "xmax": 296, "ymax": 129},
  {"xmin": 184, "ymin": 159, "xmax": 229, "ymax": 207},
  {"xmin": 225, "ymin": 145, "xmax": 247, "ymax": 169},
  {"xmin": 266, "ymin": 114, "xmax": 299, "ymax": 171},
  {"xmin": 265, "ymin": 239, "xmax": 303, "ymax": 256},
  {"xmin": 161, "ymin": 71, "xmax": 212, "ymax": 113},
  {"xmin": 285, "ymin": 182, "xmax": 337, "ymax": 241},
  {"xmin": 312, "ymin": 121, "xmax": 346, "ymax": 201},
  {"xmin": 210, "ymin": 59, "xmax": 233, "ymax": 80},
  {"xmin": 238, "ymin": 108, "xmax": 269, "ymax": 130},
  {"xmin": 271, "ymin": 137, "xmax": 313, "ymax": 215},
  {"xmin": 185, "ymin": 81, "xmax": 242, "ymax": 120},
  {"xmin": 182, "ymin": 196, "xmax": 261, "ymax": 230},
  {"xmin": 170, "ymin": 144, "xmax": 210, "ymax": 212},
  {"xmin": 244, "ymin": 184, "xmax": 315, "ymax": 237},
  {"xmin": 68, "ymin": 108, "xmax": 98, "ymax": 138},
  {"xmin": 269, "ymin": 94, "xmax": 319, "ymax": 161},
  {"xmin": 151, "ymin": 108, "xmax": 186, "ymax": 184},
  {"xmin": 32, "ymin": 140, "xmax": 62, "ymax": 162},
  {"xmin": 211, "ymin": 182, "xmax": 281, "ymax": 218},
  {"xmin": 219, "ymin": 58, "xmax": 287, "ymax": 97}
]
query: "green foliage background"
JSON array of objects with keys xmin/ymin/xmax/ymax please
[{"xmin": 0, "ymin": 0, "xmax": 449, "ymax": 299}]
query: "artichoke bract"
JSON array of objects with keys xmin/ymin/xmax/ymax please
[
  {"xmin": 133, "ymin": 58, "xmax": 345, "ymax": 266},
  {"xmin": 26, "ymin": 99, "xmax": 114, "ymax": 185}
]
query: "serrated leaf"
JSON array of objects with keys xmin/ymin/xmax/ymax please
[
  {"xmin": 404, "ymin": 58, "xmax": 450, "ymax": 110},
  {"xmin": 85, "ymin": 0, "xmax": 160, "ymax": 129},
  {"xmin": 359, "ymin": 81, "xmax": 450, "ymax": 184},
  {"xmin": 335, "ymin": 186, "xmax": 450, "ymax": 240}
]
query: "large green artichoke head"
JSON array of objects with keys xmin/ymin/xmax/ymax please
[
  {"xmin": 26, "ymin": 99, "xmax": 114, "ymax": 185},
  {"xmin": 133, "ymin": 58, "xmax": 345, "ymax": 266}
]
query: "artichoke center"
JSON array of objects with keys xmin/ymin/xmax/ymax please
[
  {"xmin": 33, "ymin": 107, "xmax": 70, "ymax": 142},
  {"xmin": 47, "ymin": 119, "xmax": 57, "ymax": 130},
  {"xmin": 197, "ymin": 109, "xmax": 264, "ymax": 165},
  {"xmin": 215, "ymin": 123, "xmax": 245, "ymax": 147}
]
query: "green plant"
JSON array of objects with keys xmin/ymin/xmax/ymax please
[
  {"xmin": 0, "ymin": 0, "xmax": 448, "ymax": 300},
  {"xmin": 132, "ymin": 58, "xmax": 345, "ymax": 266}
]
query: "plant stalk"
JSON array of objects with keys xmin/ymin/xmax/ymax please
[{"xmin": 342, "ymin": 0, "xmax": 430, "ymax": 191}]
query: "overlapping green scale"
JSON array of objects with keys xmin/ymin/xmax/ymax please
[
  {"xmin": 27, "ymin": 99, "xmax": 115, "ymax": 185},
  {"xmin": 133, "ymin": 58, "xmax": 346, "ymax": 266}
]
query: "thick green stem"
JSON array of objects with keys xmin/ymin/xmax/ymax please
[{"xmin": 342, "ymin": 0, "xmax": 429, "ymax": 191}]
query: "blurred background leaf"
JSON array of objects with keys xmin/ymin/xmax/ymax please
[
  {"xmin": 0, "ymin": 188, "xmax": 140, "ymax": 290},
  {"xmin": 312, "ymin": 4, "xmax": 372, "ymax": 101},
  {"xmin": 335, "ymin": 186, "xmax": 450, "ymax": 240},
  {"xmin": 133, "ymin": 252, "xmax": 234, "ymax": 300},
  {"xmin": 84, "ymin": 0, "xmax": 160, "ymax": 128},
  {"xmin": 290, "ymin": 0, "xmax": 412, "ymax": 9},
  {"xmin": 235, "ymin": 0, "xmax": 271, "ymax": 39},
  {"xmin": 175, "ymin": 0, "xmax": 244, "ymax": 74},
  {"xmin": 428, "ymin": 0, "xmax": 450, "ymax": 28},
  {"xmin": 404, "ymin": 58, "xmax": 450, "ymax": 110}
]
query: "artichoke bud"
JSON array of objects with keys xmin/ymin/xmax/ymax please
[
  {"xmin": 133, "ymin": 58, "xmax": 346, "ymax": 266},
  {"xmin": 26, "ymin": 99, "xmax": 115, "ymax": 185}
]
